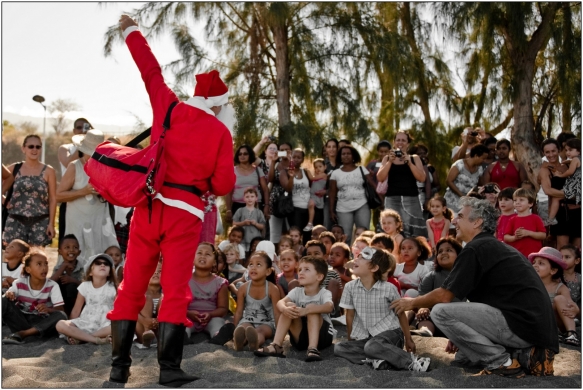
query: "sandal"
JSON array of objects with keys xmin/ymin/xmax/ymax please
[
  {"xmin": 254, "ymin": 343, "xmax": 285, "ymax": 358},
  {"xmin": 305, "ymin": 348, "xmax": 322, "ymax": 362},
  {"xmin": 564, "ymin": 330, "xmax": 580, "ymax": 346},
  {"xmin": 94, "ymin": 335, "xmax": 112, "ymax": 345},
  {"xmin": 2, "ymin": 333, "xmax": 24, "ymax": 345}
]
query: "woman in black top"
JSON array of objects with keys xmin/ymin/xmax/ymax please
[
  {"xmin": 323, "ymin": 139, "xmax": 339, "ymax": 229},
  {"xmin": 377, "ymin": 131, "xmax": 427, "ymax": 237}
]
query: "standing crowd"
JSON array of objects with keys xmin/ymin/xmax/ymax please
[{"xmin": 1, "ymin": 13, "xmax": 581, "ymax": 385}]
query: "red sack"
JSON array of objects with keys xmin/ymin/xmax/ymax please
[{"xmin": 84, "ymin": 102, "xmax": 176, "ymax": 208}]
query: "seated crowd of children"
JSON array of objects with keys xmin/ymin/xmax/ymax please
[{"xmin": 2, "ymin": 191, "xmax": 581, "ymax": 373}]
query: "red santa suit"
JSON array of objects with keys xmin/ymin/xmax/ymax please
[{"xmin": 107, "ymin": 27, "xmax": 235, "ymax": 327}]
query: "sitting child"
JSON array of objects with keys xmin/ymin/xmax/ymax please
[
  {"xmin": 496, "ymin": 187, "xmax": 517, "ymax": 242},
  {"xmin": 351, "ymin": 236, "xmax": 370, "ymax": 259},
  {"xmin": 233, "ymin": 251, "xmax": 280, "ymax": 351},
  {"xmin": 394, "ymin": 237, "xmax": 431, "ymax": 298},
  {"xmin": 413, "ymin": 238, "xmax": 463, "ymax": 337},
  {"xmin": 136, "ymin": 261, "xmax": 162, "ymax": 348},
  {"xmin": 319, "ymin": 231, "xmax": 336, "ymax": 256},
  {"xmin": 2, "ymin": 239, "xmax": 30, "ymax": 293},
  {"xmin": 369, "ymin": 234, "xmax": 401, "ymax": 296},
  {"xmin": 50, "ymin": 234, "xmax": 84, "ymax": 316},
  {"xmin": 186, "ymin": 242, "xmax": 234, "ymax": 346},
  {"xmin": 289, "ymin": 226, "xmax": 305, "ymax": 258},
  {"xmin": 105, "ymin": 245, "xmax": 124, "ymax": 284},
  {"xmin": 255, "ymin": 256, "xmax": 335, "ymax": 362},
  {"xmin": 218, "ymin": 226, "xmax": 246, "ymax": 260},
  {"xmin": 305, "ymin": 240, "xmax": 342, "ymax": 316},
  {"xmin": 330, "ymin": 224, "xmax": 347, "ymax": 245},
  {"xmin": 244, "ymin": 237, "xmax": 263, "ymax": 268},
  {"xmin": 277, "ymin": 235, "xmax": 293, "ymax": 255},
  {"xmin": 328, "ymin": 242, "xmax": 352, "ymax": 288},
  {"xmin": 56, "ymin": 254, "xmax": 117, "ymax": 345},
  {"xmin": 223, "ymin": 243, "xmax": 246, "ymax": 285},
  {"xmin": 310, "ymin": 225, "xmax": 327, "ymax": 241},
  {"xmin": 277, "ymin": 249, "xmax": 300, "ymax": 297},
  {"xmin": 560, "ymin": 245, "xmax": 581, "ymax": 307},
  {"xmin": 529, "ymin": 247, "xmax": 580, "ymax": 346},
  {"xmin": 504, "ymin": 188, "xmax": 546, "ymax": 258},
  {"xmin": 380, "ymin": 209, "xmax": 404, "ymax": 263},
  {"xmin": 2, "ymin": 249, "xmax": 67, "ymax": 345},
  {"xmin": 334, "ymin": 246, "xmax": 430, "ymax": 372}
]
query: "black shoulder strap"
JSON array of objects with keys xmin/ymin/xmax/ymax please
[
  {"xmin": 125, "ymin": 101, "xmax": 179, "ymax": 148},
  {"xmin": 5, "ymin": 162, "xmax": 23, "ymax": 205}
]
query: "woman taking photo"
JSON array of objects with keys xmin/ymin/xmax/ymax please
[
  {"xmin": 56, "ymin": 130, "xmax": 118, "ymax": 257},
  {"xmin": 376, "ymin": 130, "xmax": 427, "ymax": 238},
  {"xmin": 329, "ymin": 145, "xmax": 376, "ymax": 244},
  {"xmin": 253, "ymin": 136, "xmax": 279, "ymax": 177},
  {"xmin": 443, "ymin": 144, "xmax": 490, "ymax": 217},
  {"xmin": 539, "ymin": 138, "xmax": 580, "ymax": 249},
  {"xmin": 3, "ymin": 135, "xmax": 57, "ymax": 247},
  {"xmin": 225, "ymin": 145, "xmax": 270, "ymax": 223},
  {"xmin": 267, "ymin": 142, "xmax": 293, "ymax": 244}
]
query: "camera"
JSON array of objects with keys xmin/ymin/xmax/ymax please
[
  {"xmin": 268, "ymin": 135, "xmax": 277, "ymax": 142},
  {"xmin": 277, "ymin": 151, "xmax": 287, "ymax": 158},
  {"xmin": 470, "ymin": 131, "xmax": 479, "ymax": 137},
  {"xmin": 83, "ymin": 123, "xmax": 91, "ymax": 133},
  {"xmin": 394, "ymin": 149, "xmax": 403, "ymax": 158},
  {"xmin": 484, "ymin": 184, "xmax": 496, "ymax": 194}
]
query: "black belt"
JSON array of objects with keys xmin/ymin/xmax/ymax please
[
  {"xmin": 163, "ymin": 182, "xmax": 203, "ymax": 197},
  {"xmin": 9, "ymin": 214, "xmax": 49, "ymax": 226}
]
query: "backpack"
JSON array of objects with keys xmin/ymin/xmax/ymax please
[{"xmin": 85, "ymin": 102, "xmax": 201, "ymax": 212}]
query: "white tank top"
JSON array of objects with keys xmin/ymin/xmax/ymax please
[{"xmin": 292, "ymin": 169, "xmax": 310, "ymax": 209}]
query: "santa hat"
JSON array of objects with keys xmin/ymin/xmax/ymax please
[{"xmin": 193, "ymin": 70, "xmax": 229, "ymax": 108}]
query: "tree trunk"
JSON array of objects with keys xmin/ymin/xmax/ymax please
[
  {"xmin": 511, "ymin": 66, "xmax": 541, "ymax": 188},
  {"xmin": 271, "ymin": 23, "xmax": 291, "ymax": 138}
]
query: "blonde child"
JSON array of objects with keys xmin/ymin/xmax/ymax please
[
  {"xmin": 278, "ymin": 235, "xmax": 293, "ymax": 256},
  {"xmin": 351, "ymin": 236, "xmax": 370, "ymax": 260},
  {"xmin": 289, "ymin": 226, "xmax": 305, "ymax": 258},
  {"xmin": 105, "ymin": 245, "xmax": 124, "ymax": 285},
  {"xmin": 232, "ymin": 187, "xmax": 266, "ymax": 251},
  {"xmin": 304, "ymin": 158, "xmax": 328, "ymax": 231},
  {"xmin": 2, "ymin": 249, "xmax": 66, "ymax": 345},
  {"xmin": 56, "ymin": 254, "xmax": 117, "ymax": 345},
  {"xmin": 548, "ymin": 138, "xmax": 581, "ymax": 225},
  {"xmin": 277, "ymin": 249, "xmax": 300, "ymax": 297},
  {"xmin": 529, "ymin": 247, "xmax": 580, "ymax": 346},
  {"xmin": 218, "ymin": 226, "xmax": 246, "ymax": 259},
  {"xmin": 425, "ymin": 195, "xmax": 452, "ymax": 251},
  {"xmin": 136, "ymin": 261, "xmax": 162, "ymax": 349},
  {"xmin": 560, "ymin": 245, "xmax": 581, "ymax": 306},
  {"xmin": 2, "ymin": 239, "xmax": 30, "ymax": 292},
  {"xmin": 233, "ymin": 251, "xmax": 280, "ymax": 351},
  {"xmin": 223, "ymin": 243, "xmax": 246, "ymax": 285},
  {"xmin": 187, "ymin": 242, "xmax": 234, "ymax": 346},
  {"xmin": 504, "ymin": 188, "xmax": 546, "ymax": 258},
  {"xmin": 380, "ymin": 209, "xmax": 404, "ymax": 263},
  {"xmin": 495, "ymin": 187, "xmax": 517, "ymax": 242}
]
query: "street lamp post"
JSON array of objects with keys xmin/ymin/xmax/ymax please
[{"xmin": 32, "ymin": 95, "xmax": 47, "ymax": 163}]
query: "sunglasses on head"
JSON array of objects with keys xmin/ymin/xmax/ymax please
[
  {"xmin": 26, "ymin": 145, "xmax": 42, "ymax": 149},
  {"xmin": 360, "ymin": 247, "xmax": 377, "ymax": 261},
  {"xmin": 93, "ymin": 260, "xmax": 110, "ymax": 267}
]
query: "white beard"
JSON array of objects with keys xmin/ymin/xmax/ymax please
[{"xmin": 216, "ymin": 103, "xmax": 237, "ymax": 136}]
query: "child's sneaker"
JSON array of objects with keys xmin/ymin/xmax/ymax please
[
  {"xmin": 408, "ymin": 353, "xmax": 430, "ymax": 372},
  {"xmin": 303, "ymin": 223, "xmax": 314, "ymax": 232}
]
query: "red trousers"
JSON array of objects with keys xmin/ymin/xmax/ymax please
[{"xmin": 107, "ymin": 200, "xmax": 200, "ymax": 327}]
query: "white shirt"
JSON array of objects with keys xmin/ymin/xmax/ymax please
[{"xmin": 330, "ymin": 167, "xmax": 369, "ymax": 213}]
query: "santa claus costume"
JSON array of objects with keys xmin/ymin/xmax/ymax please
[{"xmin": 107, "ymin": 16, "xmax": 235, "ymax": 387}]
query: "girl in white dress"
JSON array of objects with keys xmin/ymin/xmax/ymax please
[{"xmin": 56, "ymin": 254, "xmax": 117, "ymax": 345}]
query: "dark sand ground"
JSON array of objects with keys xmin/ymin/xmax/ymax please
[{"xmin": 2, "ymin": 248, "xmax": 580, "ymax": 388}]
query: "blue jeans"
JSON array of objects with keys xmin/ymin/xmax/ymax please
[
  {"xmin": 384, "ymin": 195, "xmax": 427, "ymax": 238},
  {"xmin": 336, "ymin": 203, "xmax": 371, "ymax": 245},
  {"xmin": 334, "ymin": 328, "xmax": 412, "ymax": 369},
  {"xmin": 431, "ymin": 302, "xmax": 532, "ymax": 369}
]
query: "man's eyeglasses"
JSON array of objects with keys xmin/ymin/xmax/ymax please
[
  {"xmin": 93, "ymin": 260, "xmax": 110, "ymax": 267},
  {"xmin": 26, "ymin": 145, "xmax": 42, "ymax": 150},
  {"xmin": 360, "ymin": 247, "xmax": 377, "ymax": 261}
]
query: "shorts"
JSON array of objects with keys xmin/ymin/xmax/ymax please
[
  {"xmin": 289, "ymin": 316, "xmax": 334, "ymax": 351},
  {"xmin": 238, "ymin": 321, "xmax": 276, "ymax": 335},
  {"xmin": 550, "ymin": 204, "xmax": 581, "ymax": 239}
]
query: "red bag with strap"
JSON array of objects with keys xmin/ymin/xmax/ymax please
[{"xmin": 84, "ymin": 102, "xmax": 177, "ymax": 208}]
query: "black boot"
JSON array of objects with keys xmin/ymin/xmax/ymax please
[
  {"xmin": 109, "ymin": 320, "xmax": 136, "ymax": 383},
  {"xmin": 158, "ymin": 322, "xmax": 199, "ymax": 387}
]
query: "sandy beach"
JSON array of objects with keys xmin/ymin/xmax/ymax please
[{"xmin": 2, "ymin": 248, "xmax": 581, "ymax": 388}]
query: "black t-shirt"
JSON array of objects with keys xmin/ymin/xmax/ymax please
[{"xmin": 442, "ymin": 232, "xmax": 559, "ymax": 353}]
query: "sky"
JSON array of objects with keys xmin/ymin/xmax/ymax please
[{"xmin": 2, "ymin": 2, "xmax": 208, "ymax": 135}]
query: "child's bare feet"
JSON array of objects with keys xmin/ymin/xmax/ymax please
[
  {"xmin": 245, "ymin": 327, "xmax": 259, "ymax": 351},
  {"xmin": 233, "ymin": 326, "xmax": 246, "ymax": 351},
  {"xmin": 142, "ymin": 330, "xmax": 155, "ymax": 348}
]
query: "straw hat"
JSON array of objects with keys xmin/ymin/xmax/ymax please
[
  {"xmin": 72, "ymin": 129, "xmax": 104, "ymax": 155},
  {"xmin": 528, "ymin": 247, "xmax": 567, "ymax": 270}
]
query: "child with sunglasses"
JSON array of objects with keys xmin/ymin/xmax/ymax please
[
  {"xmin": 56, "ymin": 254, "xmax": 117, "ymax": 345},
  {"xmin": 334, "ymin": 246, "xmax": 430, "ymax": 372}
]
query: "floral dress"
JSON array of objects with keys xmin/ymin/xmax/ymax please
[
  {"xmin": 70, "ymin": 281, "xmax": 116, "ymax": 333},
  {"xmin": 444, "ymin": 159, "xmax": 484, "ymax": 214},
  {"xmin": 3, "ymin": 165, "xmax": 51, "ymax": 246}
]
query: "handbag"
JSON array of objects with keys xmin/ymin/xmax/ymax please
[
  {"xmin": 85, "ymin": 101, "xmax": 201, "ymax": 209},
  {"xmin": 272, "ymin": 188, "xmax": 294, "ymax": 218},
  {"xmin": 2, "ymin": 162, "xmax": 23, "ymax": 233},
  {"xmin": 359, "ymin": 166, "xmax": 382, "ymax": 209}
]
